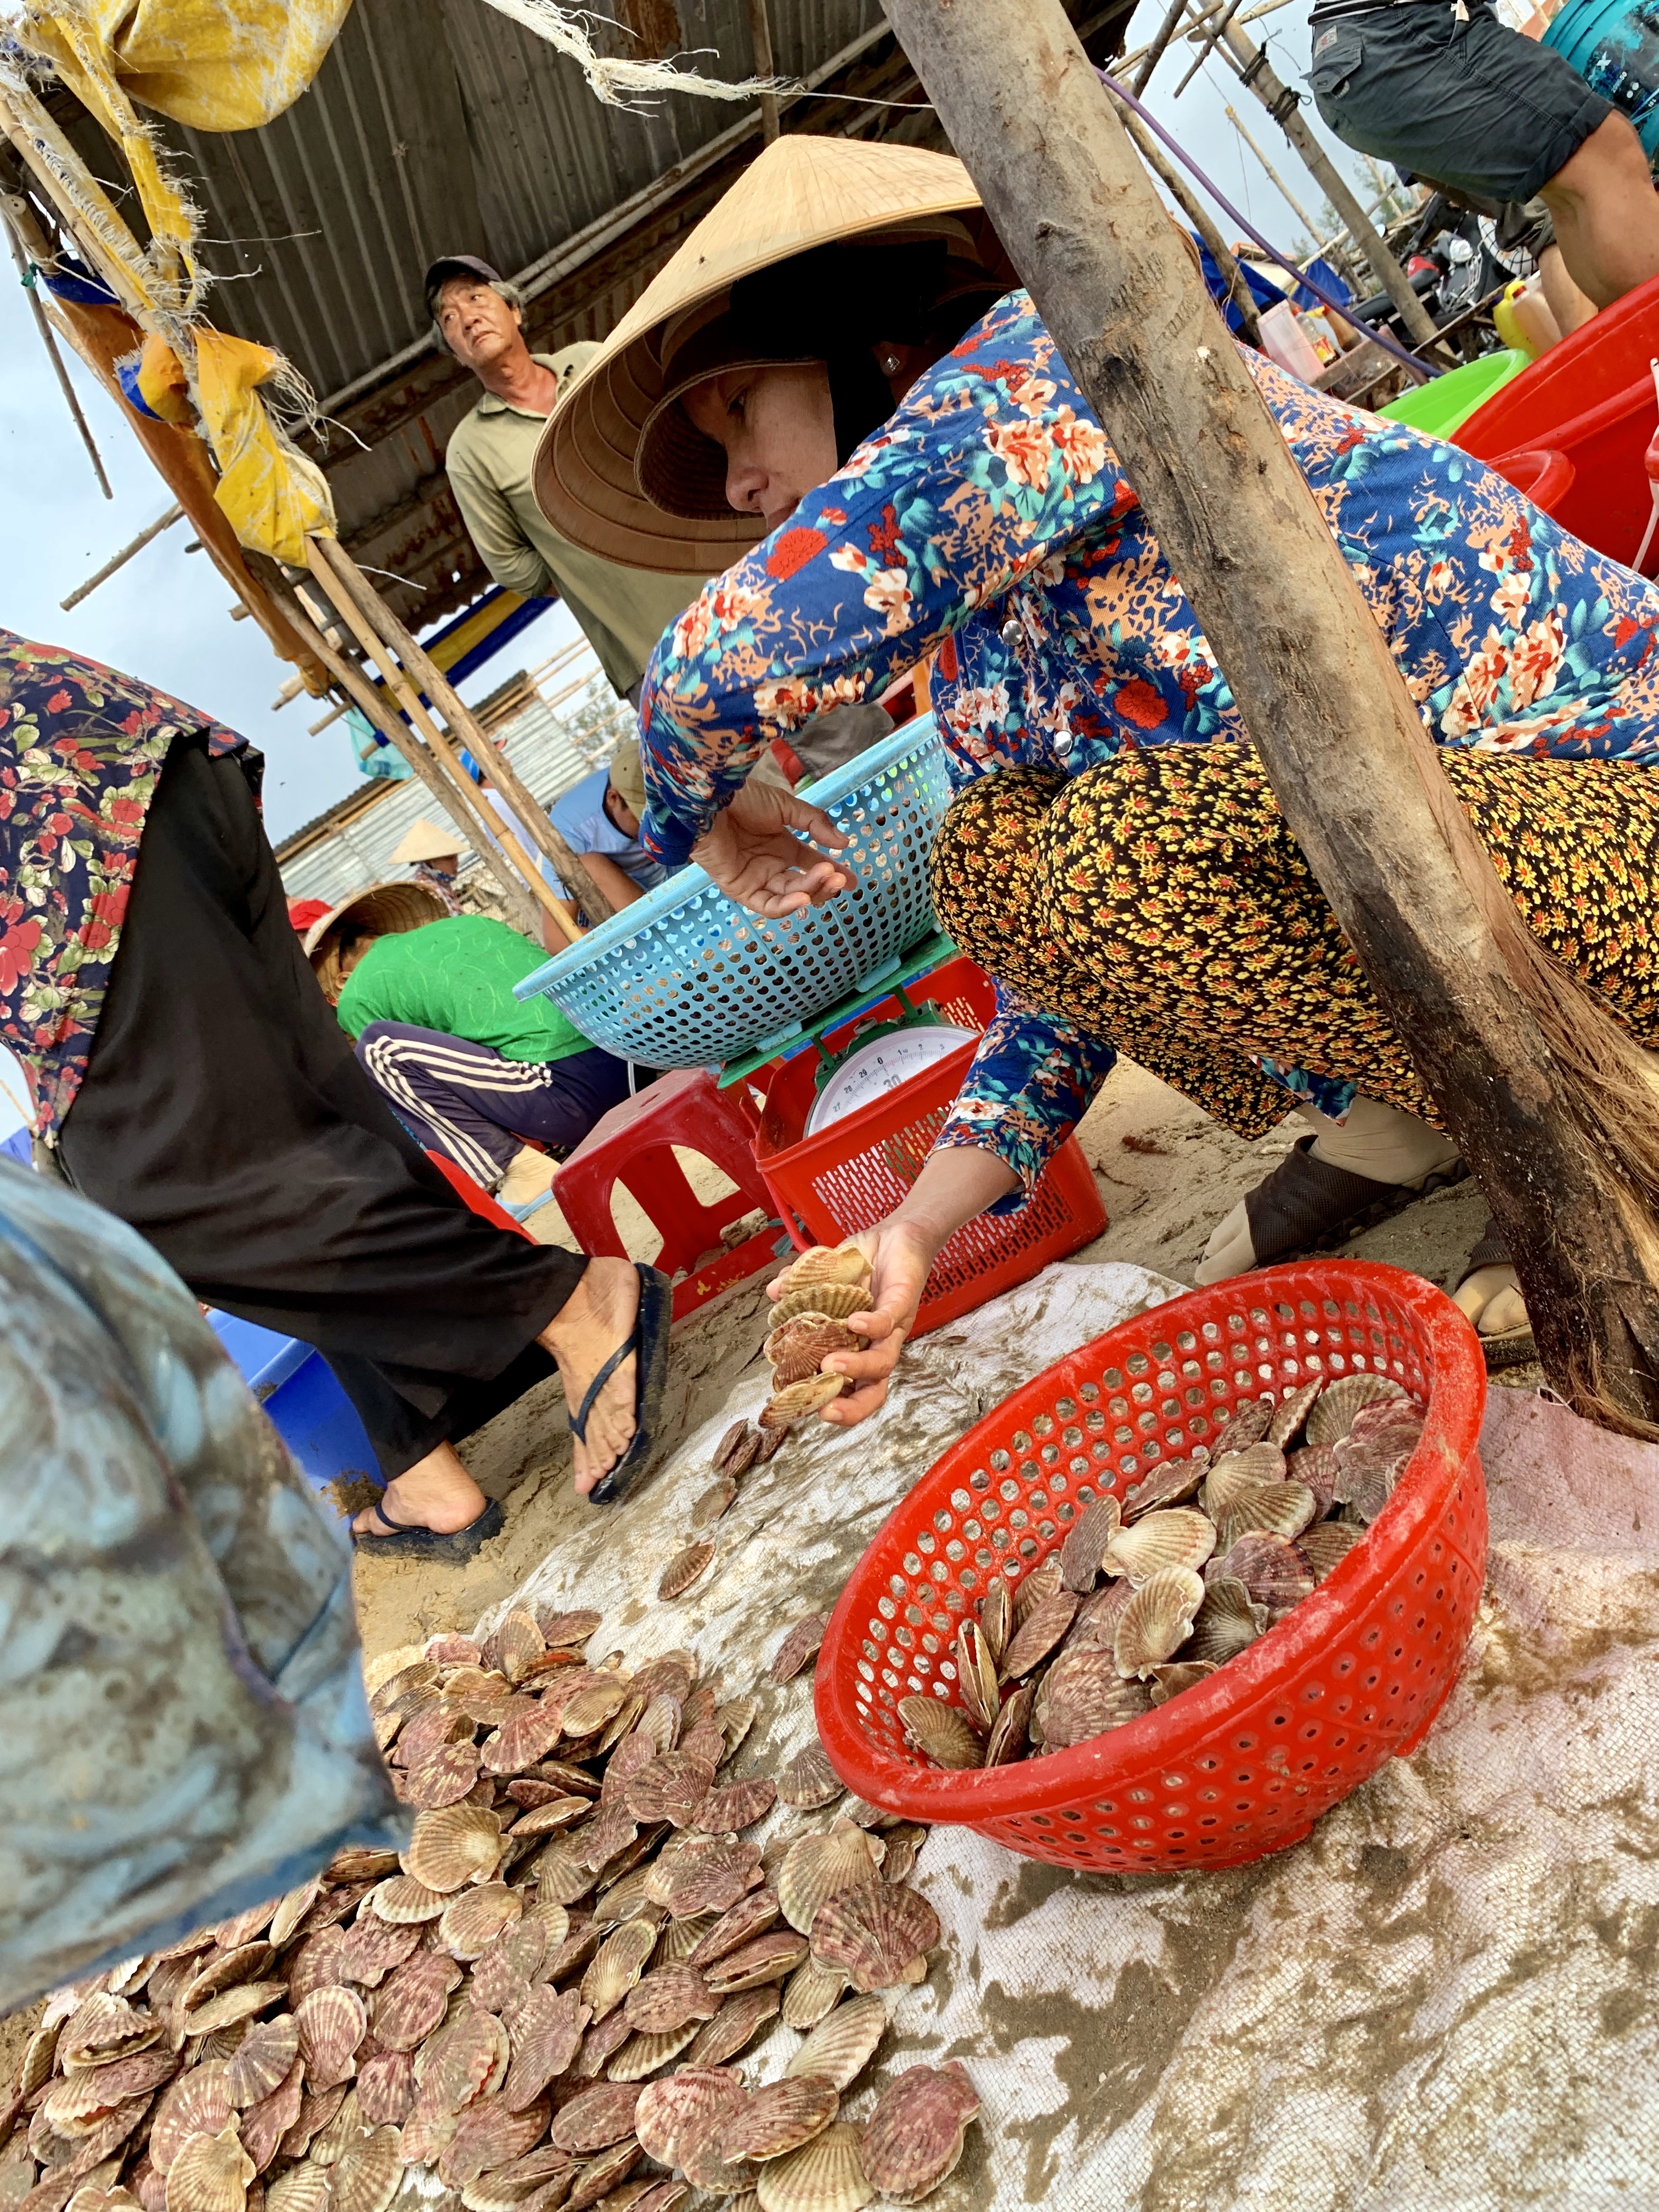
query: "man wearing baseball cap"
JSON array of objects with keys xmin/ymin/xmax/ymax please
[{"xmin": 427, "ymin": 256, "xmax": 709, "ymax": 702}]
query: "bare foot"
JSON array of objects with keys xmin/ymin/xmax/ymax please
[
  {"xmin": 353, "ymin": 1443, "xmax": 487, "ymax": 1539},
  {"xmin": 540, "ymin": 1258, "xmax": 641, "ymax": 1496}
]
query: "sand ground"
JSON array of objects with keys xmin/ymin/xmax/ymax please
[{"xmin": 349, "ymin": 1057, "xmax": 1531, "ymax": 1662}]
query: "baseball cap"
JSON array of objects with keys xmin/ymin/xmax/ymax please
[{"xmin": 424, "ymin": 253, "xmax": 509, "ymax": 320}]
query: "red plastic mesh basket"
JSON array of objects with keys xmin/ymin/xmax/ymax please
[
  {"xmin": 816, "ymin": 1261, "xmax": 1488, "ymax": 1872},
  {"xmin": 754, "ymin": 956, "xmax": 1106, "ymax": 1336}
]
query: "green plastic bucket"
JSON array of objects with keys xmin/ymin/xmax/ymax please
[{"xmin": 1379, "ymin": 348, "xmax": 1532, "ymax": 440}]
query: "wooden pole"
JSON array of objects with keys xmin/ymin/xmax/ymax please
[
  {"xmin": 1216, "ymin": 18, "xmax": 1440, "ymax": 348},
  {"xmin": 1113, "ymin": 93, "xmax": 1261, "ymax": 345},
  {"xmin": 748, "ymin": 0, "xmax": 781, "ymax": 142},
  {"xmin": 1128, "ymin": 0, "xmax": 1189, "ymax": 94},
  {"xmin": 876, "ymin": 0, "xmax": 1659, "ymax": 1430},
  {"xmin": 301, "ymin": 543, "xmax": 583, "ymax": 946},
  {"xmin": 309, "ymin": 538, "xmax": 619, "ymax": 926},
  {"xmin": 60, "ymin": 504, "xmax": 183, "ymax": 610},
  {"xmin": 2, "ymin": 208, "xmax": 113, "ymax": 500},
  {"xmin": 1223, "ymin": 101, "xmax": 1321, "ymax": 245}
]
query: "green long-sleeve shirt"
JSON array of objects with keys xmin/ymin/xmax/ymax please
[
  {"xmin": 445, "ymin": 345, "xmax": 709, "ymax": 696},
  {"xmin": 335, "ymin": 915, "xmax": 590, "ymax": 1064}
]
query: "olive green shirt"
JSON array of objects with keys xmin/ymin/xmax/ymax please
[
  {"xmin": 335, "ymin": 915, "xmax": 588, "ymax": 1064},
  {"xmin": 445, "ymin": 344, "xmax": 709, "ymax": 696}
]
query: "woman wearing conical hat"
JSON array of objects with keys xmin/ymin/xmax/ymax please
[{"xmin": 537, "ymin": 136, "xmax": 1659, "ymax": 1413}]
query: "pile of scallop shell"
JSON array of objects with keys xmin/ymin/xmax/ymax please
[
  {"xmin": 897, "ymin": 1371, "xmax": 1425, "ymax": 1773},
  {"xmin": 5, "ymin": 1604, "xmax": 978, "ymax": 2212},
  {"xmin": 656, "ymin": 1249, "xmax": 876, "ymax": 1610}
]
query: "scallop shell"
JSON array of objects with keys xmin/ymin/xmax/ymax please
[
  {"xmin": 693, "ymin": 1778, "xmax": 777, "ymax": 1835},
  {"xmin": 778, "ymin": 1955, "xmax": 848, "ymax": 2033},
  {"xmin": 625, "ymin": 1752, "xmax": 716, "ymax": 1827},
  {"xmin": 1286, "ymin": 1441, "xmax": 1340, "ymax": 1517},
  {"xmin": 352, "ymin": 2052, "xmax": 414, "ymax": 2130},
  {"xmin": 370, "ymin": 1951, "xmax": 459, "ymax": 2052},
  {"xmin": 484, "ymin": 1699, "xmax": 566, "ymax": 1774},
  {"xmin": 163, "ymin": 2124, "xmax": 252, "ymax": 2212},
  {"xmin": 718, "ymin": 1696, "xmax": 760, "ymax": 1762},
  {"xmin": 1121, "ymin": 1453, "xmax": 1208, "ymax": 1521},
  {"xmin": 263, "ymin": 2168, "xmax": 326, "ymax": 2212},
  {"xmin": 222, "ymin": 2020, "xmax": 298, "ymax": 2112},
  {"xmin": 439, "ymin": 2096, "xmax": 550, "ymax": 2189},
  {"xmin": 1058, "ymin": 1498, "xmax": 1122, "ymax": 1593},
  {"xmin": 999, "ymin": 1590, "xmax": 1080, "ymax": 1678},
  {"xmin": 608, "ymin": 2022, "xmax": 703, "ymax": 2082},
  {"xmin": 1010, "ymin": 1555, "xmax": 1063, "ymax": 1632},
  {"xmin": 687, "ymin": 1888, "xmax": 781, "ymax": 1970},
  {"xmin": 334, "ymin": 1914, "xmax": 421, "ymax": 1991},
  {"xmin": 1299, "ymin": 1521, "xmax": 1365, "ymax": 1581},
  {"xmin": 239, "ymin": 2055, "xmax": 306, "ymax": 2172},
  {"xmin": 328, "ymin": 2128, "xmax": 403, "ymax": 2212},
  {"xmin": 151, "ymin": 2068, "xmax": 235, "ymax": 2174},
  {"xmin": 1212, "ymin": 1398, "xmax": 1274, "ymax": 1453},
  {"xmin": 1035, "ymin": 1646, "xmax": 1152, "ymax": 1751},
  {"xmin": 703, "ymin": 1933, "xmax": 808, "ymax": 1994},
  {"xmin": 719, "ymin": 2081, "xmax": 839, "ymax": 2165},
  {"xmin": 896, "ymin": 1697, "xmax": 981, "ymax": 1772},
  {"xmin": 858, "ymin": 2063, "xmax": 979, "ymax": 2204},
  {"xmin": 770, "ymin": 1616, "xmax": 829, "ymax": 1687},
  {"xmin": 1198, "ymin": 1443, "xmax": 1289, "ymax": 1519},
  {"xmin": 692, "ymin": 1476, "xmax": 740, "ymax": 1527},
  {"xmin": 977, "ymin": 1577, "xmax": 1012, "ymax": 1663},
  {"xmin": 1101, "ymin": 1507, "xmax": 1216, "ymax": 1587},
  {"xmin": 1214, "ymin": 1531, "xmax": 1316, "ymax": 1615},
  {"xmin": 470, "ymin": 1916, "xmax": 548, "ymax": 2015},
  {"xmin": 1113, "ymin": 1566, "xmax": 1206, "ymax": 1680},
  {"xmin": 1187, "ymin": 1576, "xmax": 1267, "ymax": 1664},
  {"xmin": 572, "ymin": 2004, "xmax": 636, "ymax": 2084},
  {"xmin": 294, "ymin": 1987, "xmax": 365, "ymax": 2091},
  {"xmin": 61, "ymin": 1996, "xmax": 164, "ymax": 2070},
  {"xmin": 776, "ymin": 1246, "xmax": 872, "ymax": 1294},
  {"xmin": 504, "ymin": 1792, "xmax": 592, "ymax": 1844},
  {"xmin": 189, "ymin": 1985, "xmax": 287, "ymax": 2039},
  {"xmin": 950, "ymin": 1622, "xmax": 1000, "ymax": 1733},
  {"xmin": 580, "ymin": 1921, "xmax": 657, "ymax": 2022},
  {"xmin": 43, "ymin": 2049, "xmax": 178, "ymax": 2132},
  {"xmin": 276, "ymin": 2081, "xmax": 345, "ymax": 2164},
  {"xmin": 634, "ymin": 2068, "xmax": 747, "ymax": 2171},
  {"xmin": 809, "ymin": 1883, "xmax": 938, "ymax": 1994},
  {"xmin": 664, "ymin": 1841, "xmax": 766, "ymax": 1923},
  {"xmin": 623, "ymin": 1964, "xmax": 717, "ymax": 2035},
  {"xmin": 1333, "ymin": 1431, "xmax": 1419, "ymax": 1523},
  {"xmin": 439, "ymin": 1882, "xmax": 523, "ymax": 1960},
  {"xmin": 182, "ymin": 1946, "xmax": 275, "ymax": 2015},
  {"xmin": 491, "ymin": 1609, "xmax": 544, "ymax": 1685},
  {"xmin": 405, "ymin": 1805, "xmax": 503, "ymax": 1894},
  {"xmin": 764, "ymin": 1313, "xmax": 862, "ymax": 1387},
  {"xmin": 686, "ymin": 1986, "xmax": 782, "ymax": 2066},
  {"xmin": 267, "ymin": 1881, "xmax": 323, "ymax": 1949},
  {"xmin": 983, "ymin": 1681, "xmax": 1033, "ymax": 1767},
  {"xmin": 558, "ymin": 1677, "xmax": 631, "ymax": 1740},
  {"xmin": 416, "ymin": 2010, "xmax": 509, "ymax": 2115},
  {"xmin": 1304, "ymin": 1372, "xmax": 1409, "ymax": 1447},
  {"xmin": 772, "ymin": 1283, "xmax": 868, "ymax": 1327},
  {"xmin": 754, "ymin": 2123, "xmax": 872, "ymax": 2212},
  {"xmin": 759, "ymin": 1375, "xmax": 847, "ymax": 1430},
  {"xmin": 580, "ymin": 1807, "xmax": 641, "ymax": 1876},
  {"xmin": 783, "ymin": 1995, "xmax": 887, "ymax": 2093},
  {"xmin": 1214, "ymin": 1480, "xmax": 1317, "ymax": 1554},
  {"xmin": 778, "ymin": 1826, "xmax": 884, "ymax": 1936},
  {"xmin": 711, "ymin": 1419, "xmax": 753, "ymax": 1472},
  {"xmin": 778, "ymin": 1741, "xmax": 843, "ymax": 1810},
  {"xmin": 1148, "ymin": 1660, "xmax": 1219, "ymax": 1705},
  {"xmin": 549, "ymin": 2083, "xmax": 641, "ymax": 2156},
  {"xmin": 656, "ymin": 1910, "xmax": 719, "ymax": 1966},
  {"xmin": 501, "ymin": 1987, "xmax": 589, "ymax": 2111},
  {"xmin": 1263, "ymin": 1378, "xmax": 1325, "ymax": 1449},
  {"xmin": 535, "ymin": 1606, "xmax": 602, "ymax": 1649},
  {"xmin": 658, "ymin": 1543, "xmax": 716, "ymax": 1603}
]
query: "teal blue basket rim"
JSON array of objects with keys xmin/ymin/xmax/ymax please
[{"xmin": 514, "ymin": 713, "xmax": 943, "ymax": 1003}]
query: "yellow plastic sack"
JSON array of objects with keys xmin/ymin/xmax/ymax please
[
  {"xmin": 191, "ymin": 329, "xmax": 334, "ymax": 567},
  {"xmin": 136, "ymin": 332, "xmax": 195, "ymax": 422}
]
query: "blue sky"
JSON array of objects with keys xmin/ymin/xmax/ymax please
[{"xmin": 0, "ymin": 0, "xmax": 1369, "ymax": 1139}]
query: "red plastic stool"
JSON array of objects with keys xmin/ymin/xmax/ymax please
[{"xmin": 551, "ymin": 1069, "xmax": 784, "ymax": 1322}]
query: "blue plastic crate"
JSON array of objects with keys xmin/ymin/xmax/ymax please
[
  {"xmin": 515, "ymin": 715, "xmax": 951, "ymax": 1067},
  {"xmin": 209, "ymin": 1311, "xmax": 378, "ymax": 1504}
]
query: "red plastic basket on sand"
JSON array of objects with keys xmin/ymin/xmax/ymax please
[
  {"xmin": 816, "ymin": 1260, "xmax": 1488, "ymax": 1874},
  {"xmin": 754, "ymin": 956, "xmax": 1106, "ymax": 1336}
]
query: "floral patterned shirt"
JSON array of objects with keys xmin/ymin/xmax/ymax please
[
  {"xmin": 637, "ymin": 291, "xmax": 1659, "ymax": 1201},
  {"xmin": 0, "ymin": 633, "xmax": 243, "ymax": 1138}
]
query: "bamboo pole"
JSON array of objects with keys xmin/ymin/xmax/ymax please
[
  {"xmin": 2, "ymin": 208, "xmax": 113, "ymax": 499},
  {"xmin": 60, "ymin": 504, "xmax": 183, "ymax": 610},
  {"xmin": 1129, "ymin": 0, "xmax": 1189, "ymax": 94},
  {"xmin": 309, "ymin": 537, "xmax": 619, "ymax": 926},
  {"xmin": 1223, "ymin": 101, "xmax": 1321, "ymax": 244},
  {"xmin": 302, "ymin": 542, "xmax": 582, "ymax": 946},
  {"xmin": 1112, "ymin": 91, "xmax": 1261, "ymax": 345},
  {"xmin": 748, "ymin": 0, "xmax": 781, "ymax": 142},
  {"xmin": 876, "ymin": 0, "xmax": 1659, "ymax": 1429}
]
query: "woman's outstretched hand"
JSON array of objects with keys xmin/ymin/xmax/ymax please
[{"xmin": 691, "ymin": 779, "xmax": 854, "ymax": 917}]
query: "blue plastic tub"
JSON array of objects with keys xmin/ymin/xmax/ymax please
[
  {"xmin": 1546, "ymin": 0, "xmax": 1659, "ymax": 159},
  {"xmin": 515, "ymin": 715, "xmax": 951, "ymax": 1068},
  {"xmin": 209, "ymin": 1311, "xmax": 377, "ymax": 1505}
]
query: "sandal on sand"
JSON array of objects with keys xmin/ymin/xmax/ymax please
[
  {"xmin": 353, "ymin": 1494, "xmax": 505, "ymax": 1560},
  {"xmin": 573, "ymin": 1262, "xmax": 673, "ymax": 1508},
  {"xmin": 1455, "ymin": 1224, "xmax": 1538, "ymax": 1372},
  {"xmin": 1245, "ymin": 1138, "xmax": 1469, "ymax": 1266}
]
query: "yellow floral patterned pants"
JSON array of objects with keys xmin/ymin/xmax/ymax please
[{"xmin": 930, "ymin": 743, "xmax": 1659, "ymax": 1137}]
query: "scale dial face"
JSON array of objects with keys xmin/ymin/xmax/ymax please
[{"xmin": 805, "ymin": 1026, "xmax": 979, "ymax": 1134}]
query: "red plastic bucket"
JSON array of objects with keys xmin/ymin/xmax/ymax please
[
  {"xmin": 1491, "ymin": 447, "xmax": 1576, "ymax": 518},
  {"xmin": 816, "ymin": 1261, "xmax": 1488, "ymax": 1873}
]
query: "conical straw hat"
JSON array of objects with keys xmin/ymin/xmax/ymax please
[
  {"xmin": 534, "ymin": 134, "xmax": 1000, "ymax": 573},
  {"xmin": 391, "ymin": 816, "xmax": 464, "ymax": 866}
]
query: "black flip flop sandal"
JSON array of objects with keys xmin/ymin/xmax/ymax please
[
  {"xmin": 352, "ymin": 1494, "xmax": 505, "ymax": 1560},
  {"xmin": 1455, "ymin": 1223, "xmax": 1538, "ymax": 1371},
  {"xmin": 1244, "ymin": 1137, "xmax": 1470, "ymax": 1267},
  {"xmin": 572, "ymin": 1262, "xmax": 672, "ymax": 1508}
]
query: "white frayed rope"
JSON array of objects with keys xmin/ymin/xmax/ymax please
[{"xmin": 478, "ymin": 0, "xmax": 800, "ymax": 109}]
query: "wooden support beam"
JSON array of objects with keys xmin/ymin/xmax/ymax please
[
  {"xmin": 748, "ymin": 0, "xmax": 781, "ymax": 141},
  {"xmin": 876, "ymin": 0, "xmax": 1659, "ymax": 1430},
  {"xmin": 60, "ymin": 505, "xmax": 183, "ymax": 610},
  {"xmin": 2, "ymin": 206, "xmax": 113, "ymax": 501}
]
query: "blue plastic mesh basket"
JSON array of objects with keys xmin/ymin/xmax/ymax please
[{"xmin": 515, "ymin": 716, "xmax": 952, "ymax": 1067}]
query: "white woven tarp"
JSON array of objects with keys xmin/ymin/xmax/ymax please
[{"xmin": 484, "ymin": 1262, "xmax": 1659, "ymax": 2209}]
